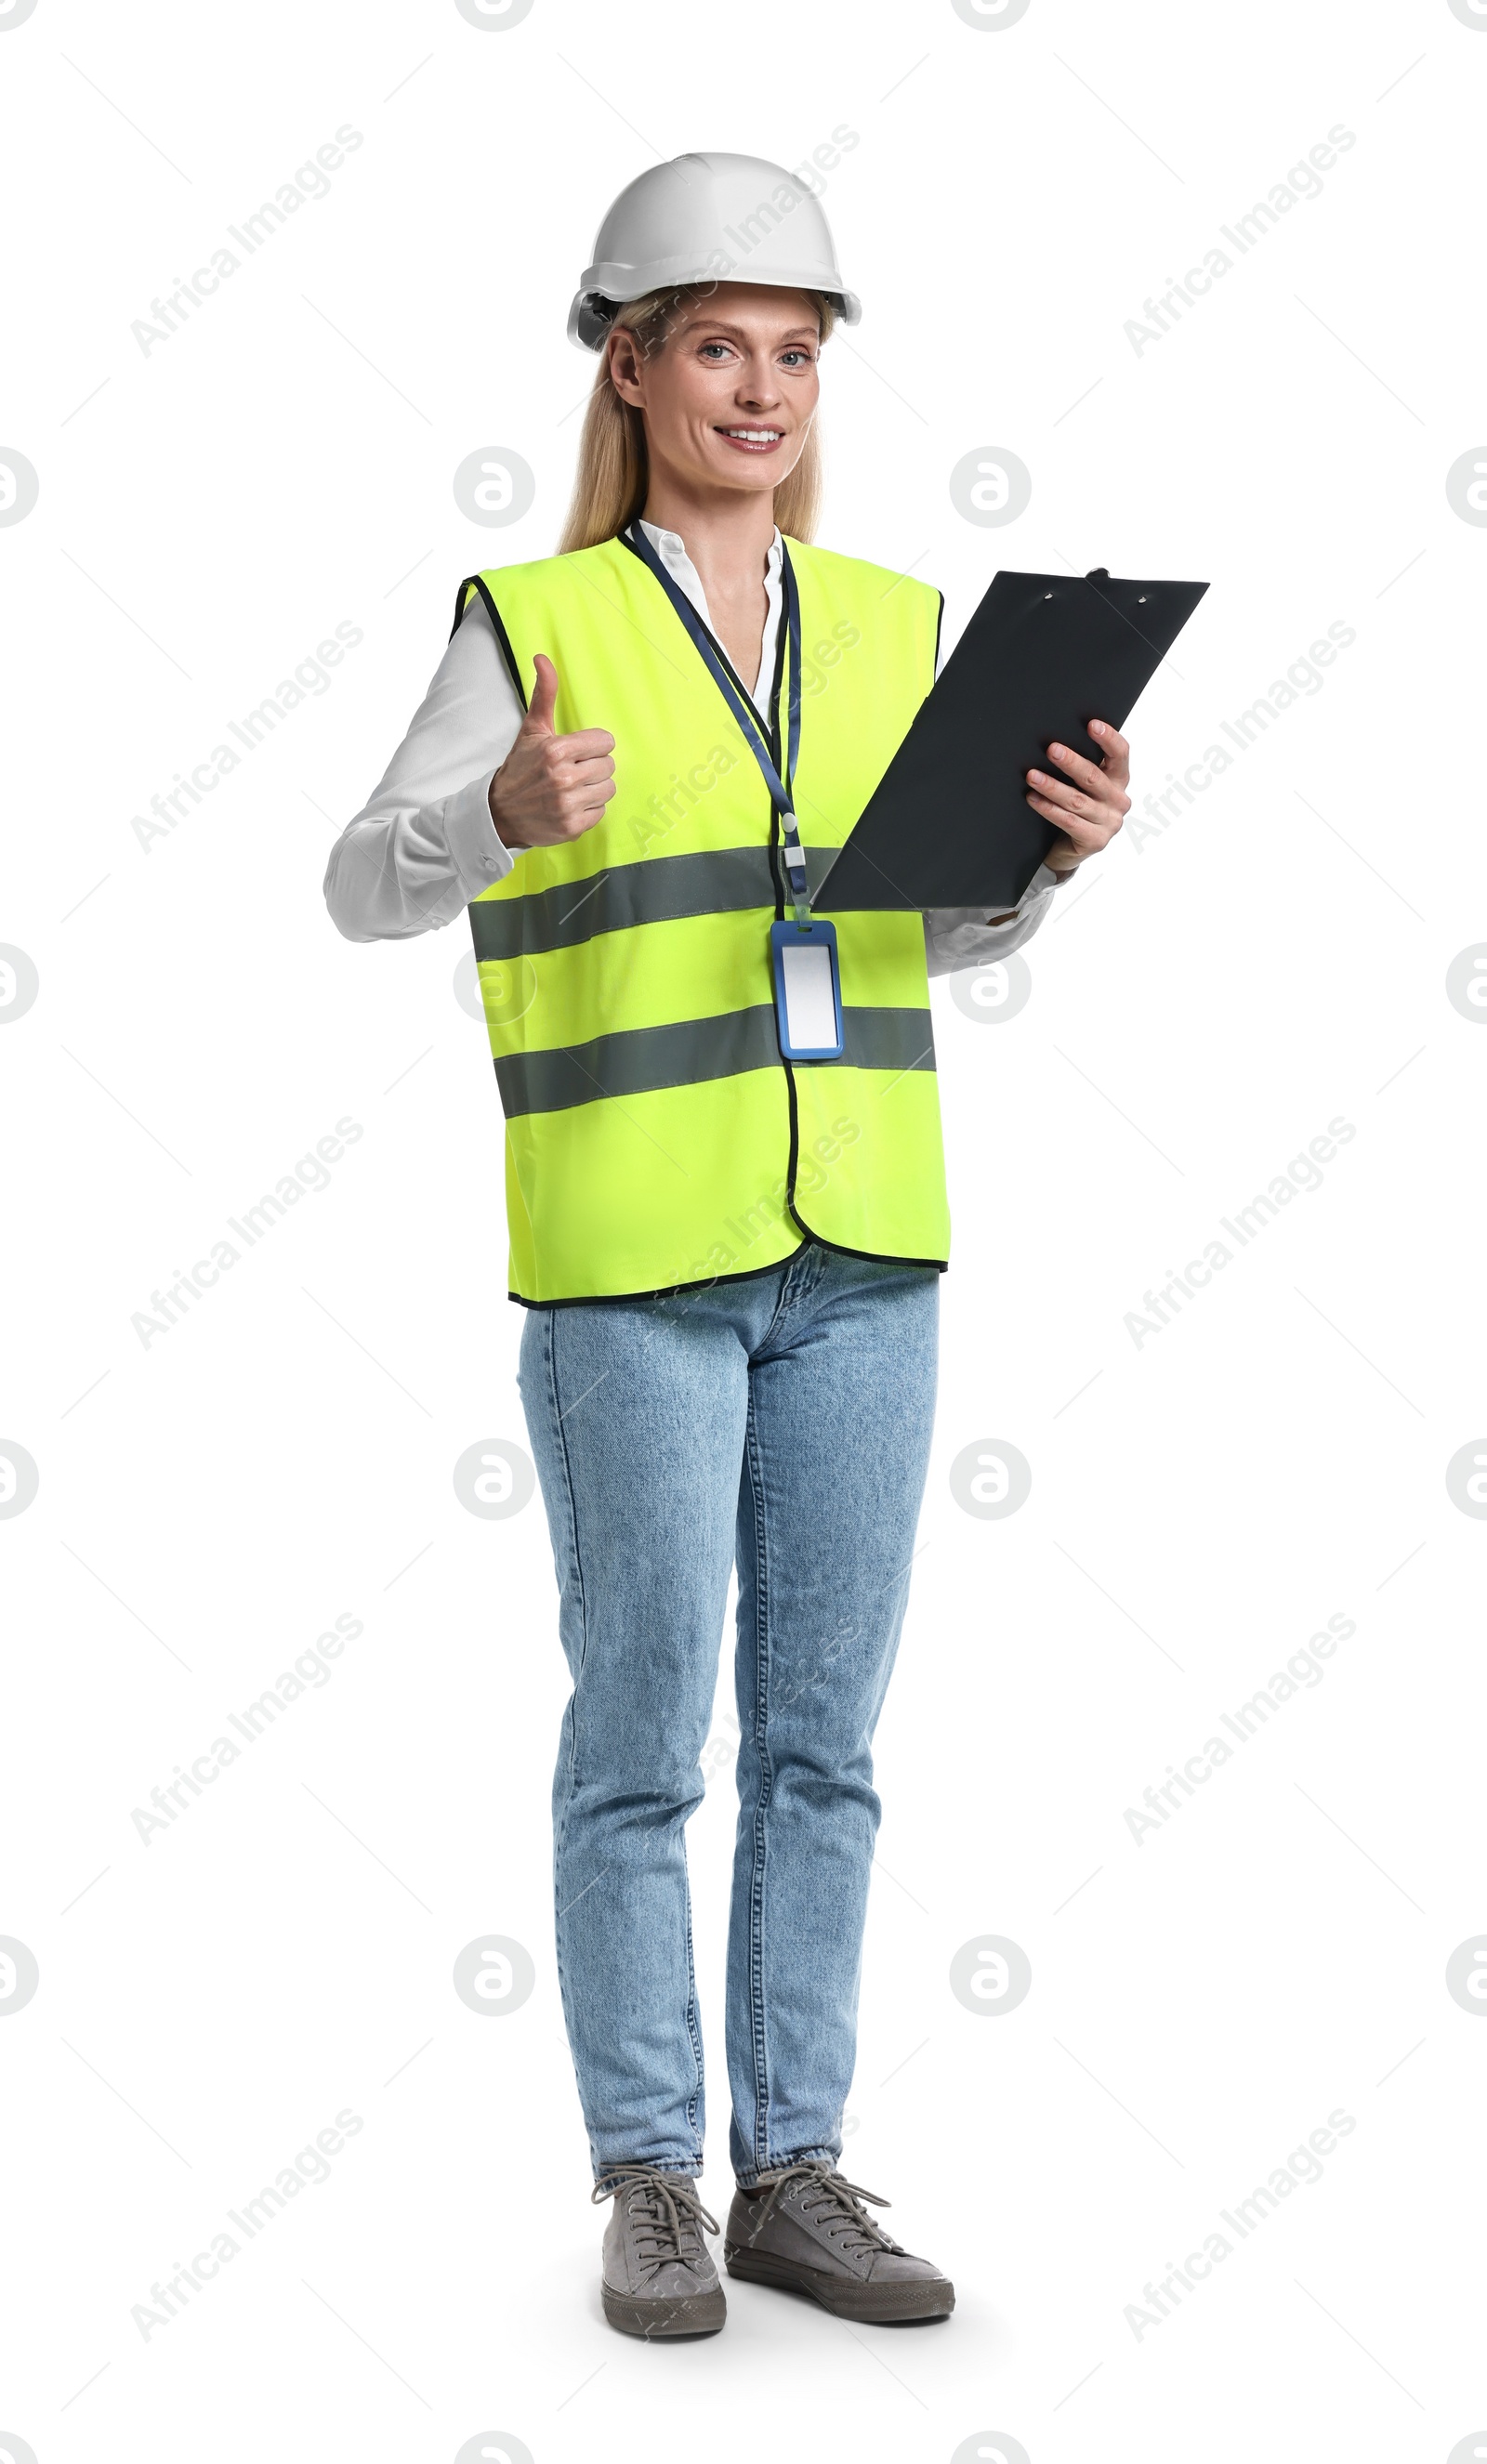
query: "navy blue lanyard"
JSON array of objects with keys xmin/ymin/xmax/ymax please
[{"xmin": 622, "ymin": 521, "xmax": 810, "ymax": 924}]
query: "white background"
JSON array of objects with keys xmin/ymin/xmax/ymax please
[{"xmin": 3, "ymin": 2, "xmax": 1485, "ymax": 2458}]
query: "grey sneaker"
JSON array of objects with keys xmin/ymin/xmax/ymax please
[
  {"xmin": 723, "ymin": 2162, "xmax": 954, "ymax": 2322},
  {"xmin": 593, "ymin": 2166, "xmax": 726, "ymax": 2338}
]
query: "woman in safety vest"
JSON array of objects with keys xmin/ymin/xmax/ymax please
[{"xmin": 325, "ymin": 151, "xmax": 1130, "ymax": 2339}]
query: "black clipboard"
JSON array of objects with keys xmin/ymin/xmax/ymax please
[{"xmin": 813, "ymin": 567, "xmax": 1208, "ymax": 913}]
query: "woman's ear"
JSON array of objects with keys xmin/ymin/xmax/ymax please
[{"xmin": 608, "ymin": 327, "xmax": 643, "ymax": 408}]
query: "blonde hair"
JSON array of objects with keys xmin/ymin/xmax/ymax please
[{"xmin": 558, "ymin": 284, "xmax": 836, "ymax": 555}]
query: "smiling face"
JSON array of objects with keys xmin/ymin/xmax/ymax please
[{"xmin": 606, "ymin": 282, "xmax": 822, "ymax": 507}]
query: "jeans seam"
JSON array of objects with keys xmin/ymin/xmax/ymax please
[
  {"xmin": 794, "ymin": 1239, "xmax": 828, "ymax": 1308},
  {"xmin": 758, "ymin": 1238, "xmax": 817, "ymax": 1347},
  {"xmin": 546, "ymin": 1310, "xmax": 591, "ymax": 1698},
  {"xmin": 742, "ymin": 1386, "xmax": 774, "ymax": 2173},
  {"xmin": 681, "ymin": 1880, "xmax": 705, "ymax": 2160},
  {"xmin": 544, "ymin": 1308, "xmax": 594, "ymax": 2164},
  {"xmin": 757, "ymin": 1275, "xmax": 792, "ymax": 1350}
]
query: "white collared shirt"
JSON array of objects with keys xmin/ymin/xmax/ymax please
[{"xmin": 322, "ymin": 518, "xmax": 1056, "ymax": 971}]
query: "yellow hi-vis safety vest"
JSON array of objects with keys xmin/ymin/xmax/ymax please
[{"xmin": 457, "ymin": 531, "xmax": 951, "ymax": 1305}]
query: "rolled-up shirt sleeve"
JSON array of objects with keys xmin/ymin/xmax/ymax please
[{"xmin": 322, "ymin": 597, "xmax": 523, "ymax": 943}]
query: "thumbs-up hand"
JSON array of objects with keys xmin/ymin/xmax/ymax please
[{"xmin": 488, "ymin": 654, "xmax": 617, "ymax": 850}]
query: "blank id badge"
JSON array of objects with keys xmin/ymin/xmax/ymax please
[{"xmin": 770, "ymin": 918, "xmax": 844, "ymax": 1061}]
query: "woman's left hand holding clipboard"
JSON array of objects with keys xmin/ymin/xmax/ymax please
[{"xmin": 1025, "ymin": 719, "xmax": 1132, "ymax": 876}]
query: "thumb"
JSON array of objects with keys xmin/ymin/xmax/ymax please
[{"xmin": 526, "ymin": 653, "xmax": 559, "ymax": 734}]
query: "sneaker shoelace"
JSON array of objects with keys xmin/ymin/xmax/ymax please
[
  {"xmin": 592, "ymin": 2166, "xmax": 719, "ymax": 2279},
  {"xmin": 741, "ymin": 2162, "xmax": 906, "ymax": 2258}
]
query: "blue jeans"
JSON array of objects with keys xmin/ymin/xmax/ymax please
[{"xmin": 518, "ymin": 1239, "xmax": 939, "ymax": 2185}]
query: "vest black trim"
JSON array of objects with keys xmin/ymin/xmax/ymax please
[
  {"xmin": 452, "ymin": 573, "xmax": 528, "ymax": 709},
  {"xmin": 508, "ymin": 1237, "xmax": 947, "ymax": 1311}
]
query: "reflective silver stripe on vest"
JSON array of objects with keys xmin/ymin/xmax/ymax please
[
  {"xmin": 493, "ymin": 1004, "xmax": 935, "ymax": 1119},
  {"xmin": 471, "ymin": 843, "xmax": 839, "ymax": 962}
]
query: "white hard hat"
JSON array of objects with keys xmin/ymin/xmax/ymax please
[{"xmin": 568, "ymin": 151, "xmax": 862, "ymax": 349}]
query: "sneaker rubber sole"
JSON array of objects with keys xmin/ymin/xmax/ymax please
[
  {"xmin": 723, "ymin": 2242, "xmax": 954, "ymax": 2322},
  {"xmin": 600, "ymin": 2281, "xmax": 727, "ymax": 2338}
]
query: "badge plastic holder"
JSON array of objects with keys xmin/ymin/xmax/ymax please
[{"xmin": 770, "ymin": 918, "xmax": 844, "ymax": 1061}]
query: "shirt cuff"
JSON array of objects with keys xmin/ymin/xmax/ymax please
[
  {"xmin": 443, "ymin": 769, "xmax": 518, "ymax": 899},
  {"xmin": 973, "ymin": 864, "xmax": 1059, "ymax": 923},
  {"xmin": 923, "ymin": 864, "xmax": 1058, "ymax": 980}
]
